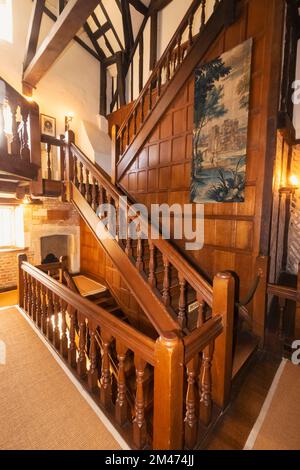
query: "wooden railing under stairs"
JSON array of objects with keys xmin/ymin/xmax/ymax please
[
  {"xmin": 267, "ymin": 263, "xmax": 300, "ymax": 354},
  {"xmin": 113, "ymin": 0, "xmax": 236, "ymax": 182},
  {"xmin": 0, "ymin": 77, "xmax": 40, "ymax": 181},
  {"xmin": 18, "ymin": 254, "xmax": 229, "ymax": 450}
]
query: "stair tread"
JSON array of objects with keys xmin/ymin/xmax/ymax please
[{"xmin": 232, "ymin": 331, "xmax": 259, "ymax": 379}]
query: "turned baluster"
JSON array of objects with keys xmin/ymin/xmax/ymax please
[
  {"xmin": 0, "ymin": 99, "xmax": 8, "ymax": 156},
  {"xmin": 79, "ymin": 162, "xmax": 85, "ymax": 196},
  {"xmin": 53, "ymin": 294, "xmax": 60, "ymax": 349},
  {"xmin": 91, "ymin": 177, "xmax": 98, "ymax": 212},
  {"xmin": 36, "ymin": 281, "xmax": 42, "ymax": 328},
  {"xmin": 133, "ymin": 109, "xmax": 137, "ymax": 135},
  {"xmin": 41, "ymin": 284, "xmax": 47, "ymax": 334},
  {"xmin": 184, "ymin": 357, "xmax": 198, "ymax": 449},
  {"xmin": 162, "ymin": 255, "xmax": 171, "ymax": 306},
  {"xmin": 68, "ymin": 308, "xmax": 77, "ymax": 368},
  {"xmin": 100, "ymin": 333, "xmax": 112, "ymax": 408},
  {"xmin": 46, "ymin": 143, "xmax": 52, "ymax": 180},
  {"xmin": 157, "ymin": 67, "xmax": 162, "ymax": 97},
  {"xmin": 98, "ymin": 184, "xmax": 105, "ymax": 208},
  {"xmin": 125, "ymin": 235, "xmax": 133, "ymax": 258},
  {"xmin": 200, "ymin": 0, "xmax": 206, "ymax": 32},
  {"xmin": 279, "ymin": 297, "xmax": 287, "ymax": 340},
  {"xmin": 176, "ymin": 34, "xmax": 182, "ymax": 68},
  {"xmin": 127, "ymin": 119, "xmax": 130, "ymax": 147},
  {"xmin": 149, "ymin": 82, "xmax": 153, "ymax": 111},
  {"xmin": 77, "ymin": 314, "xmax": 87, "ymax": 378},
  {"xmin": 197, "ymin": 294, "xmax": 206, "ymax": 327},
  {"xmin": 31, "ymin": 277, "xmax": 37, "ymax": 322},
  {"xmin": 133, "ymin": 356, "xmax": 147, "ymax": 449},
  {"xmin": 141, "ymin": 95, "xmax": 145, "ymax": 124},
  {"xmin": 88, "ymin": 325, "xmax": 98, "ymax": 391},
  {"xmin": 46, "ymin": 289, "xmax": 54, "ymax": 341},
  {"xmin": 200, "ymin": 343, "xmax": 213, "ymax": 426},
  {"xmin": 178, "ymin": 273, "xmax": 187, "ymax": 329},
  {"xmin": 10, "ymin": 101, "xmax": 20, "ymax": 156},
  {"xmin": 20, "ymin": 107, "xmax": 30, "ymax": 161},
  {"xmin": 136, "ymin": 229, "xmax": 144, "ymax": 271},
  {"xmin": 115, "ymin": 341, "xmax": 128, "ymax": 426},
  {"xmin": 166, "ymin": 52, "xmax": 171, "ymax": 82},
  {"xmin": 85, "ymin": 168, "xmax": 92, "ymax": 203},
  {"xmin": 73, "ymin": 155, "xmax": 79, "ymax": 187},
  {"xmin": 23, "ymin": 272, "xmax": 29, "ymax": 313},
  {"xmin": 60, "ymin": 299, "xmax": 68, "ymax": 358},
  {"xmin": 188, "ymin": 13, "xmax": 194, "ymax": 48},
  {"xmin": 148, "ymin": 240, "xmax": 156, "ymax": 288}
]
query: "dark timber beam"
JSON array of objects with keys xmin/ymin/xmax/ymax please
[
  {"xmin": 129, "ymin": 0, "xmax": 148, "ymax": 15},
  {"xmin": 121, "ymin": 0, "xmax": 134, "ymax": 51},
  {"xmin": 149, "ymin": 0, "xmax": 173, "ymax": 13},
  {"xmin": 23, "ymin": 0, "xmax": 100, "ymax": 89},
  {"xmin": 23, "ymin": 0, "xmax": 46, "ymax": 72},
  {"xmin": 150, "ymin": 10, "xmax": 158, "ymax": 70}
]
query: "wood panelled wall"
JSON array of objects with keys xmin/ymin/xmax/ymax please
[
  {"xmin": 80, "ymin": 219, "xmax": 156, "ymax": 337},
  {"xmin": 119, "ymin": 0, "xmax": 284, "ymax": 303}
]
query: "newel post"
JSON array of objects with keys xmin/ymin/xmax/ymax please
[
  {"xmin": 18, "ymin": 253, "xmax": 28, "ymax": 309},
  {"xmin": 212, "ymin": 271, "xmax": 235, "ymax": 409},
  {"xmin": 64, "ymin": 129, "xmax": 75, "ymax": 201},
  {"xmin": 111, "ymin": 124, "xmax": 119, "ymax": 185},
  {"xmin": 252, "ymin": 256, "xmax": 269, "ymax": 347},
  {"xmin": 28, "ymin": 101, "xmax": 43, "ymax": 196},
  {"xmin": 153, "ymin": 332, "xmax": 184, "ymax": 450}
]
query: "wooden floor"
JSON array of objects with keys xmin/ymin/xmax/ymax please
[
  {"xmin": 0, "ymin": 290, "xmax": 18, "ymax": 308},
  {"xmin": 205, "ymin": 352, "xmax": 281, "ymax": 450}
]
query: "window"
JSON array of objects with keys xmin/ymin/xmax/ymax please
[
  {"xmin": 0, "ymin": 206, "xmax": 24, "ymax": 248},
  {"xmin": 0, "ymin": 0, "xmax": 13, "ymax": 43}
]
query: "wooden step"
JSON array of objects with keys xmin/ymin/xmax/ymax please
[{"xmin": 232, "ymin": 331, "xmax": 259, "ymax": 379}]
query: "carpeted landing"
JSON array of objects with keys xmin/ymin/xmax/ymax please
[
  {"xmin": 244, "ymin": 358, "xmax": 300, "ymax": 450},
  {"xmin": 0, "ymin": 307, "xmax": 121, "ymax": 450}
]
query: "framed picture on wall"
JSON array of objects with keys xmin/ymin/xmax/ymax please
[{"xmin": 40, "ymin": 114, "xmax": 56, "ymax": 137}]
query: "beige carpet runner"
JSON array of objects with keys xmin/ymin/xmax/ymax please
[
  {"xmin": 0, "ymin": 307, "xmax": 121, "ymax": 450},
  {"xmin": 245, "ymin": 359, "xmax": 300, "ymax": 450}
]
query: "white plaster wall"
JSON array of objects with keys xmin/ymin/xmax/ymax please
[{"xmin": 0, "ymin": 0, "xmax": 100, "ymax": 149}]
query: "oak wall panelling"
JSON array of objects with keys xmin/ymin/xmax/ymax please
[{"xmin": 118, "ymin": 0, "xmax": 285, "ymax": 315}]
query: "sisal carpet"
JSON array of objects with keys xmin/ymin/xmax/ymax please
[
  {"xmin": 244, "ymin": 359, "xmax": 300, "ymax": 450},
  {"xmin": 0, "ymin": 307, "xmax": 121, "ymax": 450}
]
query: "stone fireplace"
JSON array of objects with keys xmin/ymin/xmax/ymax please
[{"xmin": 41, "ymin": 235, "xmax": 68, "ymax": 264}]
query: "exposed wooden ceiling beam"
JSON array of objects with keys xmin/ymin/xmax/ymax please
[
  {"xmin": 121, "ymin": 0, "xmax": 134, "ymax": 51},
  {"xmin": 43, "ymin": 6, "xmax": 100, "ymax": 61},
  {"xmin": 129, "ymin": 0, "xmax": 148, "ymax": 15},
  {"xmin": 23, "ymin": 0, "xmax": 46, "ymax": 71},
  {"xmin": 94, "ymin": 22, "xmax": 111, "ymax": 40},
  {"xmin": 23, "ymin": 0, "xmax": 100, "ymax": 89},
  {"xmin": 83, "ymin": 21, "xmax": 106, "ymax": 61},
  {"xmin": 149, "ymin": 0, "xmax": 173, "ymax": 13}
]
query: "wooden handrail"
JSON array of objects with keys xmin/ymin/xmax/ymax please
[
  {"xmin": 117, "ymin": 0, "xmax": 203, "ymax": 138},
  {"xmin": 21, "ymin": 261, "xmax": 156, "ymax": 365},
  {"xmin": 184, "ymin": 315, "xmax": 223, "ymax": 363},
  {"xmin": 70, "ymin": 142, "xmax": 213, "ymax": 308},
  {"xmin": 267, "ymin": 283, "xmax": 299, "ymax": 302}
]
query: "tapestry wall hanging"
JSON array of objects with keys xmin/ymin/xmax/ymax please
[{"xmin": 191, "ymin": 38, "xmax": 252, "ymax": 203}]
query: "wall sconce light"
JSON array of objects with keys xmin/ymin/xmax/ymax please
[
  {"xmin": 279, "ymin": 174, "xmax": 300, "ymax": 194},
  {"xmin": 22, "ymin": 194, "xmax": 32, "ymax": 205},
  {"xmin": 65, "ymin": 112, "xmax": 74, "ymax": 131}
]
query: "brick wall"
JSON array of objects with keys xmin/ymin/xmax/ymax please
[{"xmin": 0, "ymin": 198, "xmax": 80, "ymax": 291}]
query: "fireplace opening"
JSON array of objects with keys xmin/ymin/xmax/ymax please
[{"xmin": 41, "ymin": 235, "xmax": 68, "ymax": 265}]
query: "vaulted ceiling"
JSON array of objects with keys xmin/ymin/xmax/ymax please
[{"xmin": 44, "ymin": 0, "xmax": 154, "ymax": 64}]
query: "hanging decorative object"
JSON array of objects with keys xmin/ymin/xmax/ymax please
[{"xmin": 191, "ymin": 39, "xmax": 252, "ymax": 203}]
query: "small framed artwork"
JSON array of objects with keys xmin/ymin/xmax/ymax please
[{"xmin": 40, "ymin": 114, "xmax": 56, "ymax": 137}]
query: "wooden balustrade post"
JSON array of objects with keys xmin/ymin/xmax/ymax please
[
  {"xmin": 211, "ymin": 271, "xmax": 235, "ymax": 409},
  {"xmin": 59, "ymin": 256, "xmax": 68, "ymax": 283},
  {"xmin": 28, "ymin": 101, "xmax": 43, "ymax": 196},
  {"xmin": 18, "ymin": 254, "xmax": 28, "ymax": 308},
  {"xmin": 153, "ymin": 332, "xmax": 184, "ymax": 450},
  {"xmin": 295, "ymin": 263, "xmax": 300, "ymax": 339},
  {"xmin": 252, "ymin": 256, "xmax": 269, "ymax": 347},
  {"xmin": 111, "ymin": 124, "xmax": 120, "ymax": 185},
  {"xmin": 59, "ymin": 134, "xmax": 66, "ymax": 201},
  {"xmin": 64, "ymin": 129, "xmax": 75, "ymax": 201}
]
